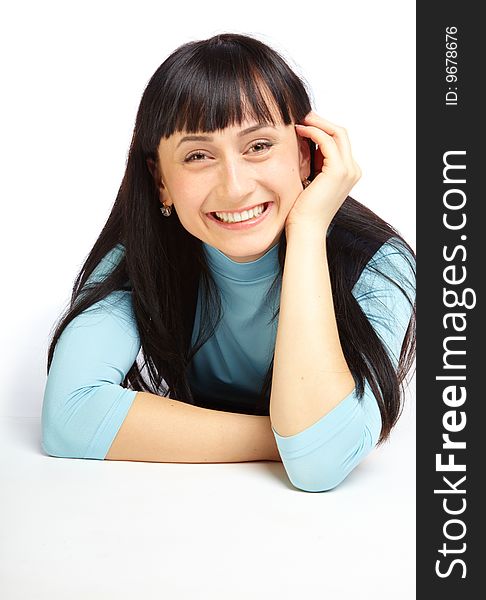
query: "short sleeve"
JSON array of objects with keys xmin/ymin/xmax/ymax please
[{"xmin": 41, "ymin": 245, "xmax": 141, "ymax": 460}]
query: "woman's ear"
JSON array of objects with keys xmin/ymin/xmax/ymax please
[
  {"xmin": 297, "ymin": 136, "xmax": 312, "ymax": 180},
  {"xmin": 146, "ymin": 158, "xmax": 159, "ymax": 184},
  {"xmin": 146, "ymin": 157, "xmax": 172, "ymax": 206}
]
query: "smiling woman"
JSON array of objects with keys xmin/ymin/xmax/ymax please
[{"xmin": 41, "ymin": 32, "xmax": 416, "ymax": 492}]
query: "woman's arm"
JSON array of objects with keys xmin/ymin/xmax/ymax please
[
  {"xmin": 269, "ymin": 111, "xmax": 363, "ymax": 437},
  {"xmin": 269, "ymin": 235, "xmax": 415, "ymax": 491},
  {"xmin": 270, "ymin": 224, "xmax": 355, "ymax": 437},
  {"xmin": 42, "ymin": 276, "xmax": 280, "ymax": 463},
  {"xmin": 106, "ymin": 391, "xmax": 280, "ymax": 463}
]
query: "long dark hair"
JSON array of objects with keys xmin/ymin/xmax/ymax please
[{"xmin": 46, "ymin": 32, "xmax": 415, "ymax": 446}]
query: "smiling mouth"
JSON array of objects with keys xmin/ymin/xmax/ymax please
[{"xmin": 209, "ymin": 202, "xmax": 270, "ymax": 223}]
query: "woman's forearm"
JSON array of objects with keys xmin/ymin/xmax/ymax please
[
  {"xmin": 106, "ymin": 391, "xmax": 281, "ymax": 463},
  {"xmin": 270, "ymin": 225, "xmax": 356, "ymax": 437}
]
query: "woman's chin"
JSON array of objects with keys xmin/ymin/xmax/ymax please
[{"xmin": 216, "ymin": 234, "xmax": 282, "ymax": 263}]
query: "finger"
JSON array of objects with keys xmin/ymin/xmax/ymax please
[
  {"xmin": 303, "ymin": 111, "xmax": 343, "ymax": 135},
  {"xmin": 295, "ymin": 124, "xmax": 342, "ymax": 172},
  {"xmin": 302, "ymin": 112, "xmax": 355, "ymax": 166}
]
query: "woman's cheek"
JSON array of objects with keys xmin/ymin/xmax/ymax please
[{"xmin": 259, "ymin": 158, "xmax": 295, "ymax": 184}]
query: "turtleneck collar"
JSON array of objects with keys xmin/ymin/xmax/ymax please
[
  {"xmin": 202, "ymin": 240, "xmax": 280, "ymax": 281},
  {"xmin": 202, "ymin": 223, "xmax": 334, "ymax": 282}
]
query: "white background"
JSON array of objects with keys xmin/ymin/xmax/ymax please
[{"xmin": 0, "ymin": 1, "xmax": 416, "ymax": 598}]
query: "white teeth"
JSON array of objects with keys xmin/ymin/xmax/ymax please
[{"xmin": 215, "ymin": 203, "xmax": 265, "ymax": 223}]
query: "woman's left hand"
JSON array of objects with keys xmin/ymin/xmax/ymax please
[{"xmin": 285, "ymin": 111, "xmax": 362, "ymax": 233}]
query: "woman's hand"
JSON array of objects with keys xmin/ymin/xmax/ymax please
[{"xmin": 285, "ymin": 111, "xmax": 362, "ymax": 233}]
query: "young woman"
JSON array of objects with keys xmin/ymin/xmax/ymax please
[{"xmin": 41, "ymin": 32, "xmax": 416, "ymax": 492}]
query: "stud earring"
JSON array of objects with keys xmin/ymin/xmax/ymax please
[
  {"xmin": 160, "ymin": 202, "xmax": 172, "ymax": 217},
  {"xmin": 302, "ymin": 178, "xmax": 311, "ymax": 189}
]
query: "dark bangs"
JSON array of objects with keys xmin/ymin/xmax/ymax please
[{"xmin": 138, "ymin": 33, "xmax": 312, "ymax": 155}]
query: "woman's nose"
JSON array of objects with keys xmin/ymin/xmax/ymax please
[{"xmin": 217, "ymin": 160, "xmax": 256, "ymax": 202}]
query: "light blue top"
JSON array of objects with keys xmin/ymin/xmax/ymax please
[{"xmin": 41, "ymin": 234, "xmax": 415, "ymax": 492}]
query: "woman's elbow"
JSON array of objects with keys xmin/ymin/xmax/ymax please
[
  {"xmin": 283, "ymin": 422, "xmax": 378, "ymax": 493},
  {"xmin": 284, "ymin": 456, "xmax": 352, "ymax": 492},
  {"xmin": 41, "ymin": 411, "xmax": 87, "ymax": 459},
  {"xmin": 41, "ymin": 387, "xmax": 96, "ymax": 460}
]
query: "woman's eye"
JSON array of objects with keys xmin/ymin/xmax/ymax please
[
  {"xmin": 248, "ymin": 141, "xmax": 273, "ymax": 153},
  {"xmin": 185, "ymin": 152, "xmax": 206, "ymax": 162},
  {"xmin": 184, "ymin": 141, "xmax": 273, "ymax": 162}
]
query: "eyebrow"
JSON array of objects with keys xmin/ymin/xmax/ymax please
[{"xmin": 176, "ymin": 124, "xmax": 277, "ymax": 148}]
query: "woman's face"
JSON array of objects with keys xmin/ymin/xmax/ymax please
[{"xmin": 153, "ymin": 114, "xmax": 311, "ymax": 263}]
